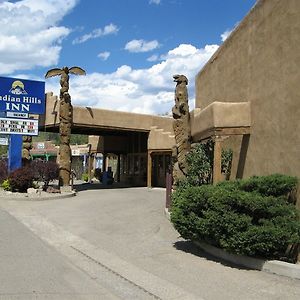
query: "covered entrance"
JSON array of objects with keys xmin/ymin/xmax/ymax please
[
  {"xmin": 40, "ymin": 93, "xmax": 175, "ymax": 188},
  {"xmin": 151, "ymin": 153, "xmax": 171, "ymax": 187}
]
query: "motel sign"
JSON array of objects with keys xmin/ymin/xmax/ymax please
[
  {"xmin": 0, "ymin": 76, "xmax": 45, "ymax": 172},
  {"xmin": 0, "ymin": 76, "xmax": 45, "ymax": 114}
]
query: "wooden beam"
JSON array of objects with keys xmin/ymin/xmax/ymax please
[{"xmin": 193, "ymin": 126, "xmax": 251, "ymax": 142}]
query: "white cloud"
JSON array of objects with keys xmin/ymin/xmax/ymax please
[
  {"xmin": 221, "ymin": 30, "xmax": 232, "ymax": 42},
  {"xmin": 147, "ymin": 54, "xmax": 159, "ymax": 62},
  {"xmin": 221, "ymin": 23, "xmax": 239, "ymax": 42},
  {"xmin": 125, "ymin": 39, "xmax": 160, "ymax": 53},
  {"xmin": 72, "ymin": 23, "xmax": 119, "ymax": 44},
  {"xmin": 149, "ymin": 0, "xmax": 161, "ymax": 4},
  {"xmin": 97, "ymin": 51, "xmax": 110, "ymax": 61},
  {"xmin": 0, "ymin": 0, "xmax": 78, "ymax": 75},
  {"xmin": 46, "ymin": 43, "xmax": 218, "ymax": 115}
]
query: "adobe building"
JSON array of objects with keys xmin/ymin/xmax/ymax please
[
  {"xmin": 30, "ymin": 141, "xmax": 94, "ymax": 180},
  {"xmin": 40, "ymin": 93, "xmax": 175, "ymax": 187},
  {"xmin": 193, "ymin": 0, "xmax": 300, "ymax": 183},
  {"xmin": 30, "ymin": 141, "xmax": 57, "ymax": 161},
  {"xmin": 40, "ymin": 0, "xmax": 300, "ymax": 197}
]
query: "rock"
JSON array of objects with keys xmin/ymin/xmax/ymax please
[
  {"xmin": 60, "ymin": 185, "xmax": 72, "ymax": 193},
  {"xmin": 46, "ymin": 186, "xmax": 61, "ymax": 193},
  {"xmin": 27, "ymin": 188, "xmax": 38, "ymax": 194}
]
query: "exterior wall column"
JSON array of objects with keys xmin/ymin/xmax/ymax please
[
  {"xmin": 213, "ymin": 136, "xmax": 223, "ymax": 185},
  {"xmin": 117, "ymin": 154, "xmax": 121, "ymax": 182},
  {"xmin": 102, "ymin": 153, "xmax": 107, "ymax": 172},
  {"xmin": 88, "ymin": 153, "xmax": 93, "ymax": 183},
  {"xmin": 147, "ymin": 150, "xmax": 152, "ymax": 188},
  {"xmin": 105, "ymin": 156, "xmax": 109, "ymax": 171}
]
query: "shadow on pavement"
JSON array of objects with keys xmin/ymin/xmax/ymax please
[
  {"xmin": 173, "ymin": 240, "xmax": 251, "ymax": 270},
  {"xmin": 73, "ymin": 182, "xmax": 143, "ymax": 192}
]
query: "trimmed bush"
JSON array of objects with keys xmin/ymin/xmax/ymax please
[
  {"xmin": 239, "ymin": 174, "xmax": 298, "ymax": 200},
  {"xmin": 8, "ymin": 166, "xmax": 35, "ymax": 192},
  {"xmin": 171, "ymin": 175, "xmax": 300, "ymax": 262},
  {"xmin": 31, "ymin": 160, "xmax": 59, "ymax": 190}
]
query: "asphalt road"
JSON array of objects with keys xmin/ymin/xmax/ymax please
[{"xmin": 0, "ymin": 185, "xmax": 299, "ymax": 299}]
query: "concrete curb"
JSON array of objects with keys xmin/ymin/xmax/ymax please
[
  {"xmin": 194, "ymin": 241, "xmax": 300, "ymax": 280},
  {"xmin": 164, "ymin": 207, "xmax": 171, "ymax": 220},
  {"xmin": 0, "ymin": 191, "xmax": 76, "ymax": 201}
]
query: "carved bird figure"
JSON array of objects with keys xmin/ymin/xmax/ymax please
[{"xmin": 45, "ymin": 66, "xmax": 86, "ymax": 78}]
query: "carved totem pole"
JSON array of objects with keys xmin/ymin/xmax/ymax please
[
  {"xmin": 172, "ymin": 75, "xmax": 191, "ymax": 186},
  {"xmin": 22, "ymin": 135, "xmax": 32, "ymax": 163},
  {"xmin": 45, "ymin": 67, "xmax": 86, "ymax": 186}
]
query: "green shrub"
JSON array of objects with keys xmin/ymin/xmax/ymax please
[
  {"xmin": 8, "ymin": 166, "xmax": 35, "ymax": 192},
  {"xmin": 239, "ymin": 174, "xmax": 298, "ymax": 199},
  {"xmin": 1, "ymin": 179, "xmax": 11, "ymax": 191},
  {"xmin": 221, "ymin": 148, "xmax": 233, "ymax": 179},
  {"xmin": 186, "ymin": 141, "xmax": 213, "ymax": 186},
  {"xmin": 171, "ymin": 175, "xmax": 300, "ymax": 261},
  {"xmin": 81, "ymin": 173, "xmax": 89, "ymax": 182},
  {"xmin": 184, "ymin": 140, "xmax": 233, "ymax": 187}
]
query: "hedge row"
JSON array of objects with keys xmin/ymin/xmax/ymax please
[{"xmin": 171, "ymin": 174, "xmax": 300, "ymax": 262}]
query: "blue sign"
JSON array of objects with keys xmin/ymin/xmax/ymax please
[
  {"xmin": 0, "ymin": 76, "xmax": 45, "ymax": 114},
  {"xmin": 8, "ymin": 134, "xmax": 22, "ymax": 172}
]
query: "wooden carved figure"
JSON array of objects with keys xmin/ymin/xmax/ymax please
[
  {"xmin": 172, "ymin": 74, "xmax": 191, "ymax": 186},
  {"xmin": 45, "ymin": 66, "xmax": 86, "ymax": 187}
]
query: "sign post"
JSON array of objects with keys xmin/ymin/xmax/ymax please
[
  {"xmin": 8, "ymin": 135, "xmax": 22, "ymax": 172},
  {"xmin": 0, "ymin": 76, "xmax": 45, "ymax": 172}
]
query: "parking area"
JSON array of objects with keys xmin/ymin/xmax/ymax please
[{"xmin": 1, "ymin": 186, "xmax": 299, "ymax": 299}]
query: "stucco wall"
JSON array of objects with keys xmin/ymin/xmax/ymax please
[
  {"xmin": 42, "ymin": 93, "xmax": 174, "ymax": 135},
  {"xmin": 195, "ymin": 0, "xmax": 300, "ymax": 179}
]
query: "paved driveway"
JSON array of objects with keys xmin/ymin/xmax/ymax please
[{"xmin": 1, "ymin": 186, "xmax": 299, "ymax": 299}]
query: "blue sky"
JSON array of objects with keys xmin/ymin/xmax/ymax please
[{"xmin": 0, "ymin": 0, "xmax": 257, "ymax": 114}]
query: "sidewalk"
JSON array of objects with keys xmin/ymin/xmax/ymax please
[
  {"xmin": 0, "ymin": 208, "xmax": 119, "ymax": 300},
  {"xmin": 1, "ymin": 186, "xmax": 300, "ymax": 299}
]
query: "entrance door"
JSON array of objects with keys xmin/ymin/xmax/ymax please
[{"xmin": 152, "ymin": 153, "xmax": 171, "ymax": 187}]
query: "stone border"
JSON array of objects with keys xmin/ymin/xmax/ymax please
[
  {"xmin": 0, "ymin": 191, "xmax": 76, "ymax": 201},
  {"xmin": 165, "ymin": 208, "xmax": 300, "ymax": 280},
  {"xmin": 194, "ymin": 241, "xmax": 300, "ymax": 280}
]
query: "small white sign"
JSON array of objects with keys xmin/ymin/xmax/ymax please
[
  {"xmin": 0, "ymin": 137, "xmax": 8, "ymax": 145},
  {"xmin": 72, "ymin": 149, "xmax": 80, "ymax": 156},
  {"xmin": 0, "ymin": 117, "xmax": 38, "ymax": 136},
  {"xmin": 37, "ymin": 142, "xmax": 45, "ymax": 149},
  {"xmin": 6, "ymin": 112, "xmax": 29, "ymax": 119}
]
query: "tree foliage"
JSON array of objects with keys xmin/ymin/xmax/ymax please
[
  {"xmin": 31, "ymin": 160, "xmax": 59, "ymax": 189},
  {"xmin": 33, "ymin": 132, "xmax": 88, "ymax": 145},
  {"xmin": 184, "ymin": 140, "xmax": 233, "ymax": 186}
]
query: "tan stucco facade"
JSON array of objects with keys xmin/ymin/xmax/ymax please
[
  {"xmin": 42, "ymin": 92, "xmax": 175, "ymax": 152},
  {"xmin": 41, "ymin": 0, "xmax": 299, "ymax": 189},
  {"xmin": 42, "ymin": 93, "xmax": 173, "ymax": 135},
  {"xmin": 40, "ymin": 93, "xmax": 176, "ymax": 187},
  {"xmin": 195, "ymin": 0, "xmax": 300, "ymax": 180}
]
